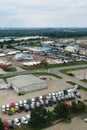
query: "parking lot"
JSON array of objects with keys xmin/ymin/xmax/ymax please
[{"xmin": 0, "ymin": 76, "xmax": 71, "ymax": 120}]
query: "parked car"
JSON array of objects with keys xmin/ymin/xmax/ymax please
[
  {"xmin": 20, "ymin": 116, "xmax": 28, "ymax": 124},
  {"xmin": 52, "ymin": 96, "xmax": 56, "ymax": 104},
  {"xmin": 39, "ymin": 96, "xmax": 43, "ymax": 100},
  {"xmin": 35, "ymin": 97, "xmax": 39, "ymax": 102},
  {"xmin": 15, "ymin": 103, "xmax": 19, "ymax": 110},
  {"xmin": 31, "ymin": 98, "xmax": 35, "ymax": 103},
  {"xmin": 30, "ymin": 102, "xmax": 35, "ymax": 109},
  {"xmin": 35, "ymin": 101, "xmax": 40, "ymax": 107},
  {"xmin": 76, "ymin": 91, "xmax": 81, "ymax": 98},
  {"xmin": 48, "ymin": 93, "xmax": 52, "ymax": 99},
  {"xmin": 2, "ymin": 105, "xmax": 6, "ymax": 113},
  {"xmin": 55, "ymin": 93, "xmax": 58, "ymax": 98},
  {"xmin": 19, "ymin": 101, "xmax": 24, "ymax": 111},
  {"xmin": 25, "ymin": 114, "xmax": 31, "ymax": 122},
  {"xmin": 7, "ymin": 120, "xmax": 14, "ymax": 129},
  {"xmin": 24, "ymin": 104, "xmax": 29, "ymax": 112},
  {"xmin": 3, "ymin": 120, "xmax": 8, "ymax": 130},
  {"xmin": 27, "ymin": 99, "xmax": 32, "ymax": 106},
  {"xmin": 23, "ymin": 100, "xmax": 27, "ymax": 106},
  {"xmin": 40, "ymin": 99, "xmax": 44, "ymax": 106},
  {"xmin": 45, "ymin": 99, "xmax": 49, "ymax": 106},
  {"xmin": 14, "ymin": 118, "xmax": 21, "ymax": 127},
  {"xmin": 6, "ymin": 104, "xmax": 10, "ymax": 111}
]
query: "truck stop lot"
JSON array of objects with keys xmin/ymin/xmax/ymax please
[
  {"xmin": 0, "ymin": 76, "xmax": 87, "ymax": 120},
  {"xmin": 0, "ymin": 76, "xmax": 72, "ymax": 120}
]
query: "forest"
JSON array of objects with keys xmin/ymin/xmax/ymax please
[{"xmin": 0, "ymin": 28, "xmax": 87, "ymax": 38}]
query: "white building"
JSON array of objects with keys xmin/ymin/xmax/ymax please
[
  {"xmin": 7, "ymin": 75, "xmax": 48, "ymax": 93},
  {"xmin": 65, "ymin": 46, "xmax": 79, "ymax": 53}
]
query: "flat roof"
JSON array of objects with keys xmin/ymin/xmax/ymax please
[{"xmin": 7, "ymin": 75, "xmax": 47, "ymax": 88}]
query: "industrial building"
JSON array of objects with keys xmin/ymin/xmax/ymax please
[
  {"xmin": 0, "ymin": 79, "xmax": 11, "ymax": 89},
  {"xmin": 13, "ymin": 53, "xmax": 33, "ymax": 61},
  {"xmin": 7, "ymin": 75, "xmax": 48, "ymax": 93},
  {"xmin": 65, "ymin": 45, "xmax": 79, "ymax": 53}
]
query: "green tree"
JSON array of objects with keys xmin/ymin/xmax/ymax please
[
  {"xmin": 77, "ymin": 101, "xmax": 86, "ymax": 112},
  {"xmin": 47, "ymin": 109, "xmax": 55, "ymax": 122},
  {"xmin": 30, "ymin": 106, "xmax": 48, "ymax": 128},
  {"xmin": 0, "ymin": 44, "xmax": 3, "ymax": 48},
  {"xmin": 71, "ymin": 101, "xmax": 78, "ymax": 113},
  {"xmin": 0, "ymin": 118, "xmax": 4, "ymax": 130},
  {"xmin": 6, "ymin": 44, "xmax": 13, "ymax": 49},
  {"xmin": 41, "ymin": 60, "xmax": 48, "ymax": 69},
  {"xmin": 54, "ymin": 102, "xmax": 69, "ymax": 119}
]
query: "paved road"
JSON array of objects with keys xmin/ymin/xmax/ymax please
[{"xmin": 2, "ymin": 64, "xmax": 87, "ymax": 88}]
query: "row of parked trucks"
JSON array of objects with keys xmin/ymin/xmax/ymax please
[{"xmin": 1, "ymin": 84, "xmax": 81, "ymax": 115}]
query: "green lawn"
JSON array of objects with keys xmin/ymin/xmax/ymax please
[
  {"xmin": 31, "ymin": 72, "xmax": 62, "ymax": 79},
  {"xmin": 80, "ymin": 79, "xmax": 87, "ymax": 83},
  {"xmin": 0, "ymin": 67, "xmax": 17, "ymax": 72}
]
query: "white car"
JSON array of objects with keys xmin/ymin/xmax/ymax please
[
  {"xmin": 58, "ymin": 91, "xmax": 62, "ymax": 97},
  {"xmin": 23, "ymin": 100, "xmax": 27, "ymax": 106},
  {"xmin": 14, "ymin": 118, "xmax": 21, "ymax": 127},
  {"xmin": 76, "ymin": 91, "xmax": 81, "ymax": 98},
  {"xmin": 48, "ymin": 93, "xmax": 51, "ymax": 99},
  {"xmin": 36, "ymin": 102, "xmax": 40, "ymax": 107},
  {"xmin": 64, "ymin": 95, "xmax": 69, "ymax": 100},
  {"xmin": 15, "ymin": 103, "xmax": 19, "ymax": 109},
  {"xmin": 52, "ymin": 93, "xmax": 55, "ymax": 96},
  {"xmin": 52, "ymin": 96, "xmax": 56, "ymax": 103},
  {"xmin": 19, "ymin": 101, "xmax": 23, "ymax": 106},
  {"xmin": 73, "ymin": 87, "xmax": 77, "ymax": 93},
  {"xmin": 31, "ymin": 98, "xmax": 35, "ymax": 103},
  {"xmin": 45, "ymin": 99, "xmax": 49, "ymax": 106},
  {"xmin": 58, "ymin": 96, "xmax": 61, "ymax": 101},
  {"xmin": 39, "ymin": 96, "xmax": 43, "ymax": 100},
  {"xmin": 40, "ymin": 100, "xmax": 44, "ymax": 105},
  {"xmin": 6, "ymin": 104, "xmax": 10, "ymax": 111},
  {"xmin": 71, "ymin": 92, "xmax": 75, "ymax": 99},
  {"xmin": 2, "ymin": 105, "xmax": 6, "ymax": 112},
  {"xmin": 25, "ymin": 114, "xmax": 31, "ymax": 121},
  {"xmin": 68, "ymin": 93, "xmax": 72, "ymax": 99},
  {"xmin": 20, "ymin": 116, "xmax": 28, "ymax": 124},
  {"xmin": 55, "ymin": 93, "xmax": 58, "ymax": 98},
  {"xmin": 30, "ymin": 102, "xmax": 35, "ymax": 109}
]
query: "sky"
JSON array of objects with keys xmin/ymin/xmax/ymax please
[{"xmin": 0, "ymin": 0, "xmax": 87, "ymax": 28}]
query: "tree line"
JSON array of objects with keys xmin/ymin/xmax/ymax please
[{"xmin": 0, "ymin": 28, "xmax": 87, "ymax": 38}]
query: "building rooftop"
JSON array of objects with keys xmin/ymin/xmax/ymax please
[{"xmin": 7, "ymin": 75, "xmax": 46, "ymax": 89}]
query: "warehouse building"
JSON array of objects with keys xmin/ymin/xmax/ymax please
[{"xmin": 7, "ymin": 75, "xmax": 48, "ymax": 93}]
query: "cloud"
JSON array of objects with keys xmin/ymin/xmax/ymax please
[{"xmin": 0, "ymin": 0, "xmax": 87, "ymax": 27}]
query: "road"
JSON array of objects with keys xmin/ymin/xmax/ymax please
[{"xmin": 1, "ymin": 64, "xmax": 87, "ymax": 89}]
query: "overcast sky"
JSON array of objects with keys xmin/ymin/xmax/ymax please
[{"xmin": 0, "ymin": 0, "xmax": 87, "ymax": 28}]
